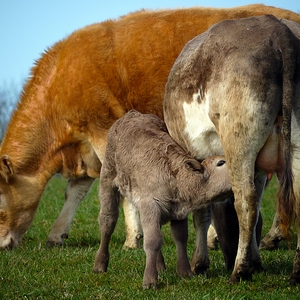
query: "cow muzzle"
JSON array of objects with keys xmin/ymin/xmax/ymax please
[{"xmin": 0, "ymin": 230, "xmax": 18, "ymax": 249}]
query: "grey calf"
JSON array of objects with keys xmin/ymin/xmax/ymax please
[{"xmin": 93, "ymin": 110, "xmax": 232, "ymax": 289}]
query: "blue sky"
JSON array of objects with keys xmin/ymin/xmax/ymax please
[{"xmin": 1, "ymin": 1, "xmax": 299, "ymax": 87}]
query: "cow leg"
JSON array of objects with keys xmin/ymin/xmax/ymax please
[
  {"xmin": 122, "ymin": 198, "xmax": 143, "ymax": 249},
  {"xmin": 229, "ymin": 191, "xmax": 257, "ymax": 282},
  {"xmin": 207, "ymin": 223, "xmax": 218, "ymax": 250},
  {"xmin": 250, "ymin": 173, "xmax": 266, "ymax": 272},
  {"xmin": 171, "ymin": 218, "xmax": 193, "ymax": 278},
  {"xmin": 93, "ymin": 184, "xmax": 120, "ymax": 273},
  {"xmin": 259, "ymin": 211, "xmax": 283, "ymax": 250},
  {"xmin": 228, "ymin": 167, "xmax": 266, "ymax": 282},
  {"xmin": 290, "ymin": 159, "xmax": 300, "ymax": 285},
  {"xmin": 139, "ymin": 201, "xmax": 163, "ymax": 289},
  {"xmin": 46, "ymin": 177, "xmax": 94, "ymax": 246},
  {"xmin": 291, "ymin": 203, "xmax": 300, "ymax": 285},
  {"xmin": 212, "ymin": 197, "xmax": 263, "ymax": 271},
  {"xmin": 191, "ymin": 205, "xmax": 211, "ymax": 274},
  {"xmin": 212, "ymin": 198, "xmax": 239, "ymax": 270}
]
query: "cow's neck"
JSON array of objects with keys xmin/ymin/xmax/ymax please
[{"xmin": 0, "ymin": 99, "xmax": 72, "ymax": 185}]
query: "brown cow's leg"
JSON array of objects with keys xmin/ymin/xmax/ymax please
[
  {"xmin": 171, "ymin": 218, "xmax": 193, "ymax": 278},
  {"xmin": 207, "ymin": 224, "xmax": 218, "ymax": 250},
  {"xmin": 122, "ymin": 198, "xmax": 143, "ymax": 249},
  {"xmin": 191, "ymin": 206, "xmax": 211, "ymax": 274},
  {"xmin": 46, "ymin": 177, "xmax": 94, "ymax": 246}
]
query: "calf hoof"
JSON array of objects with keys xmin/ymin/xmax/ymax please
[
  {"xmin": 93, "ymin": 262, "xmax": 108, "ymax": 274},
  {"xmin": 178, "ymin": 267, "xmax": 193, "ymax": 278},
  {"xmin": 229, "ymin": 268, "xmax": 253, "ymax": 283},
  {"xmin": 93, "ymin": 251, "xmax": 109, "ymax": 273},
  {"xmin": 46, "ymin": 233, "xmax": 68, "ymax": 247},
  {"xmin": 191, "ymin": 259, "xmax": 209, "ymax": 275},
  {"xmin": 142, "ymin": 280, "xmax": 158, "ymax": 290}
]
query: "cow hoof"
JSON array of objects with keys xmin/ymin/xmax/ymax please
[
  {"xmin": 46, "ymin": 233, "xmax": 68, "ymax": 247},
  {"xmin": 259, "ymin": 236, "xmax": 281, "ymax": 250},
  {"xmin": 253, "ymin": 261, "xmax": 264, "ymax": 273},
  {"xmin": 290, "ymin": 249, "xmax": 300, "ymax": 285},
  {"xmin": 136, "ymin": 233, "xmax": 143, "ymax": 240},
  {"xmin": 123, "ymin": 234, "xmax": 143, "ymax": 249},
  {"xmin": 290, "ymin": 273, "xmax": 300, "ymax": 285}
]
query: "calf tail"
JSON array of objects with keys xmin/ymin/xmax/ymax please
[{"xmin": 277, "ymin": 39, "xmax": 297, "ymax": 241}]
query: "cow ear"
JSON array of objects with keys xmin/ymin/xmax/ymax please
[
  {"xmin": 184, "ymin": 159, "xmax": 204, "ymax": 174},
  {"xmin": 0, "ymin": 155, "xmax": 14, "ymax": 183}
]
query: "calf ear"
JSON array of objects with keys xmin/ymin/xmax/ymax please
[
  {"xmin": 185, "ymin": 159, "xmax": 204, "ymax": 174},
  {"xmin": 0, "ymin": 155, "xmax": 14, "ymax": 183}
]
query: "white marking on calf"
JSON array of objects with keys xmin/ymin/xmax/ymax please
[{"xmin": 183, "ymin": 93, "xmax": 223, "ymax": 159}]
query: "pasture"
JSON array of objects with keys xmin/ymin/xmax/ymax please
[{"xmin": 0, "ymin": 176, "xmax": 299, "ymax": 299}]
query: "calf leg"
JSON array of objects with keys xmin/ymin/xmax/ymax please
[
  {"xmin": 139, "ymin": 201, "xmax": 163, "ymax": 289},
  {"xmin": 122, "ymin": 198, "xmax": 143, "ymax": 249},
  {"xmin": 191, "ymin": 205, "xmax": 211, "ymax": 274},
  {"xmin": 93, "ymin": 185, "xmax": 120, "ymax": 273},
  {"xmin": 156, "ymin": 250, "xmax": 166, "ymax": 272},
  {"xmin": 46, "ymin": 177, "xmax": 94, "ymax": 246},
  {"xmin": 171, "ymin": 218, "xmax": 193, "ymax": 278}
]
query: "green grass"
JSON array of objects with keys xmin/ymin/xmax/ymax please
[{"xmin": 1, "ymin": 176, "xmax": 300, "ymax": 299}]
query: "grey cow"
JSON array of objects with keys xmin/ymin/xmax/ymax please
[
  {"xmin": 164, "ymin": 15, "xmax": 300, "ymax": 283},
  {"xmin": 93, "ymin": 110, "xmax": 232, "ymax": 289}
]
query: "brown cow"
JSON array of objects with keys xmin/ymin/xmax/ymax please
[
  {"xmin": 93, "ymin": 110, "xmax": 232, "ymax": 289},
  {"xmin": 0, "ymin": 5, "xmax": 299, "ymax": 254},
  {"xmin": 163, "ymin": 15, "xmax": 300, "ymax": 283}
]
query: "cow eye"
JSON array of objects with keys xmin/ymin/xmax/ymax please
[{"xmin": 217, "ymin": 160, "xmax": 226, "ymax": 167}]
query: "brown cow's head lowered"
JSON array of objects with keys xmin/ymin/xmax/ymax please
[{"xmin": 0, "ymin": 155, "xmax": 43, "ymax": 248}]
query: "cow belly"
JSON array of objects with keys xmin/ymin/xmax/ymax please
[{"xmin": 182, "ymin": 100, "xmax": 223, "ymax": 159}]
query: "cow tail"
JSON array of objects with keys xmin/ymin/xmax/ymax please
[{"xmin": 277, "ymin": 43, "xmax": 296, "ymax": 242}]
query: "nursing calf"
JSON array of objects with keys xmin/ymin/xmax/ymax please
[
  {"xmin": 93, "ymin": 110, "xmax": 232, "ymax": 289},
  {"xmin": 164, "ymin": 15, "xmax": 300, "ymax": 283}
]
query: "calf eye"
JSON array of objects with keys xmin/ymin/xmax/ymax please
[{"xmin": 217, "ymin": 160, "xmax": 226, "ymax": 167}]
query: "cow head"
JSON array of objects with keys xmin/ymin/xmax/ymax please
[{"xmin": 0, "ymin": 155, "xmax": 41, "ymax": 249}]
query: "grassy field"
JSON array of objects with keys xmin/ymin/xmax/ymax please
[{"xmin": 1, "ymin": 176, "xmax": 300, "ymax": 299}]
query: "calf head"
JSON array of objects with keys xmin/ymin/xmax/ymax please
[
  {"xmin": 195, "ymin": 156, "xmax": 233, "ymax": 204},
  {"xmin": 0, "ymin": 156, "xmax": 41, "ymax": 249}
]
